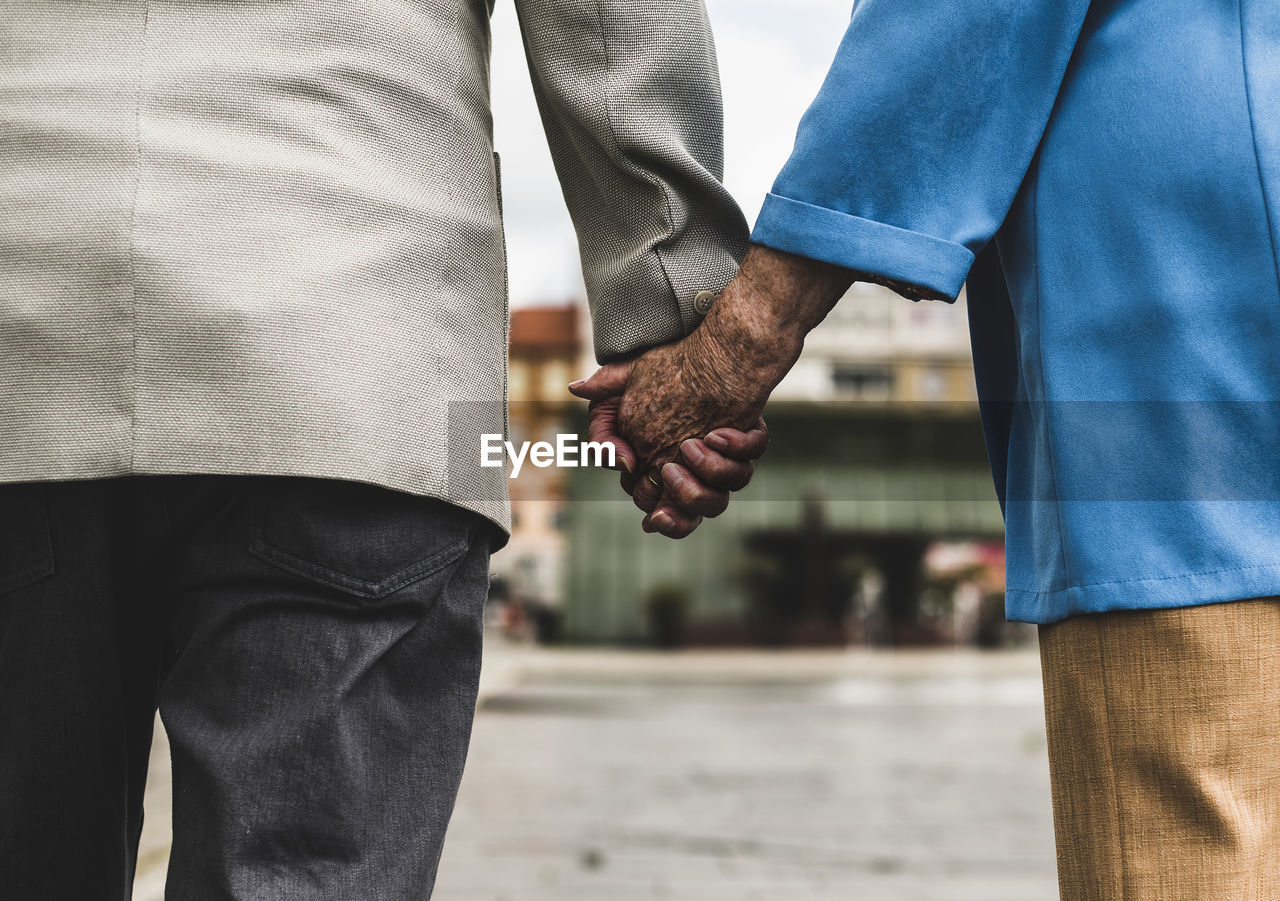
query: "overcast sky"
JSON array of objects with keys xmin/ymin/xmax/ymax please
[{"xmin": 489, "ymin": 0, "xmax": 853, "ymax": 306}]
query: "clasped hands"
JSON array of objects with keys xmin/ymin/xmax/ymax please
[
  {"xmin": 568, "ymin": 322, "xmax": 771, "ymax": 539},
  {"xmin": 567, "ymin": 246, "xmax": 853, "ymax": 538}
]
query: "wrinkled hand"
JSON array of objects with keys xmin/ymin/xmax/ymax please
[
  {"xmin": 569, "ymin": 246, "xmax": 857, "ymax": 538},
  {"xmin": 569, "ymin": 326, "xmax": 776, "ymax": 538}
]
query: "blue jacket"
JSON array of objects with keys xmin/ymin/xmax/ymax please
[{"xmin": 751, "ymin": 0, "xmax": 1280, "ymax": 623}]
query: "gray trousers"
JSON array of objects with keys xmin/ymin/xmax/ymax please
[{"xmin": 0, "ymin": 474, "xmax": 493, "ymax": 900}]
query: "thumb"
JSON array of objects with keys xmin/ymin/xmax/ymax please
[{"xmin": 568, "ymin": 360, "xmax": 634, "ymax": 400}]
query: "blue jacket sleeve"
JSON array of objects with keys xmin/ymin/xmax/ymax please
[{"xmin": 751, "ymin": 0, "xmax": 1093, "ymax": 301}]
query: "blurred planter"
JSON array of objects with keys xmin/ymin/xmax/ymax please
[
  {"xmin": 646, "ymin": 585, "xmax": 691, "ymax": 650},
  {"xmin": 529, "ymin": 602, "xmax": 564, "ymax": 645},
  {"xmin": 975, "ymin": 591, "xmax": 1010, "ymax": 648}
]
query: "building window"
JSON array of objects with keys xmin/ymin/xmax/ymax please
[
  {"xmin": 508, "ymin": 361, "xmax": 529, "ymax": 401},
  {"xmin": 920, "ymin": 367, "xmax": 946, "ymax": 402},
  {"xmin": 832, "ymin": 365, "xmax": 894, "ymax": 400},
  {"xmin": 540, "ymin": 361, "xmax": 571, "ymax": 400}
]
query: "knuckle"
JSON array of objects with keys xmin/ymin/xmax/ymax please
[
  {"xmin": 703, "ymin": 460, "xmax": 736, "ymax": 487},
  {"xmin": 728, "ymin": 461, "xmax": 755, "ymax": 489},
  {"xmin": 704, "ymin": 493, "xmax": 730, "ymax": 517},
  {"xmin": 671, "ymin": 476, "xmax": 702, "ymax": 507}
]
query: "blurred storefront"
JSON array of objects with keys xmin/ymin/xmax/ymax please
[{"xmin": 560, "ymin": 404, "xmax": 1006, "ymax": 647}]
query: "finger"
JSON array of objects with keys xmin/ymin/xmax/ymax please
[
  {"xmin": 631, "ymin": 468, "xmax": 664, "ymax": 512},
  {"xmin": 703, "ymin": 416, "xmax": 769, "ymax": 461},
  {"xmin": 567, "ymin": 361, "xmax": 634, "ymax": 401},
  {"xmin": 659, "ymin": 462, "xmax": 730, "ymax": 517},
  {"xmin": 620, "ymin": 469, "xmax": 639, "ymax": 497},
  {"xmin": 643, "ymin": 506, "xmax": 703, "ymax": 539},
  {"xmin": 600, "ymin": 437, "xmax": 637, "ymax": 475},
  {"xmin": 679, "ymin": 439, "xmax": 754, "ymax": 492},
  {"xmin": 585, "ymin": 400, "xmax": 636, "ymax": 474}
]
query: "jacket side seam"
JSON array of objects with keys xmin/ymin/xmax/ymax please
[
  {"xmin": 1030, "ymin": 152, "xmax": 1076, "ymax": 595},
  {"xmin": 1239, "ymin": 0, "xmax": 1280, "ymax": 303},
  {"xmin": 124, "ymin": 0, "xmax": 153, "ymax": 470}
]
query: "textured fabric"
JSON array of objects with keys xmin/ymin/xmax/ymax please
[
  {"xmin": 0, "ymin": 474, "xmax": 492, "ymax": 899},
  {"xmin": 0, "ymin": 0, "xmax": 749, "ymax": 537},
  {"xmin": 750, "ymin": 0, "xmax": 1280, "ymax": 624},
  {"xmin": 1038, "ymin": 598, "xmax": 1280, "ymax": 900}
]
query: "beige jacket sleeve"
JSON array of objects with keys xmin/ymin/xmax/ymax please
[{"xmin": 512, "ymin": 0, "xmax": 750, "ymax": 362}]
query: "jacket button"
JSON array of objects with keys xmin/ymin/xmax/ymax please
[{"xmin": 693, "ymin": 290, "xmax": 716, "ymax": 315}]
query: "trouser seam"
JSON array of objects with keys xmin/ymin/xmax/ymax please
[{"xmin": 1092, "ymin": 616, "xmax": 1130, "ymax": 901}]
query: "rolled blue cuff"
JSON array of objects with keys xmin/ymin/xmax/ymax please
[{"xmin": 750, "ymin": 193, "xmax": 975, "ymax": 301}]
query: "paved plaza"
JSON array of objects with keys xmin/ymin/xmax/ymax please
[{"xmin": 134, "ymin": 645, "xmax": 1058, "ymax": 901}]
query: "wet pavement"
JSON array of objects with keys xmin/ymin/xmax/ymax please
[{"xmin": 135, "ymin": 646, "xmax": 1057, "ymax": 901}]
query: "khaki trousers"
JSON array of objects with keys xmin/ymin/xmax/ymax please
[{"xmin": 1039, "ymin": 598, "xmax": 1280, "ymax": 900}]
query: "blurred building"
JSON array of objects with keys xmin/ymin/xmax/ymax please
[
  {"xmin": 773, "ymin": 280, "xmax": 977, "ymax": 405},
  {"xmin": 560, "ymin": 283, "xmax": 1007, "ymax": 647},
  {"xmin": 489, "ymin": 305, "xmax": 584, "ymax": 633}
]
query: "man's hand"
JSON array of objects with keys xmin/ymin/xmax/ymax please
[{"xmin": 571, "ymin": 245, "xmax": 857, "ymax": 538}]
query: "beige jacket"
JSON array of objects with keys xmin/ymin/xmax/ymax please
[{"xmin": 0, "ymin": 0, "xmax": 749, "ymax": 536}]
